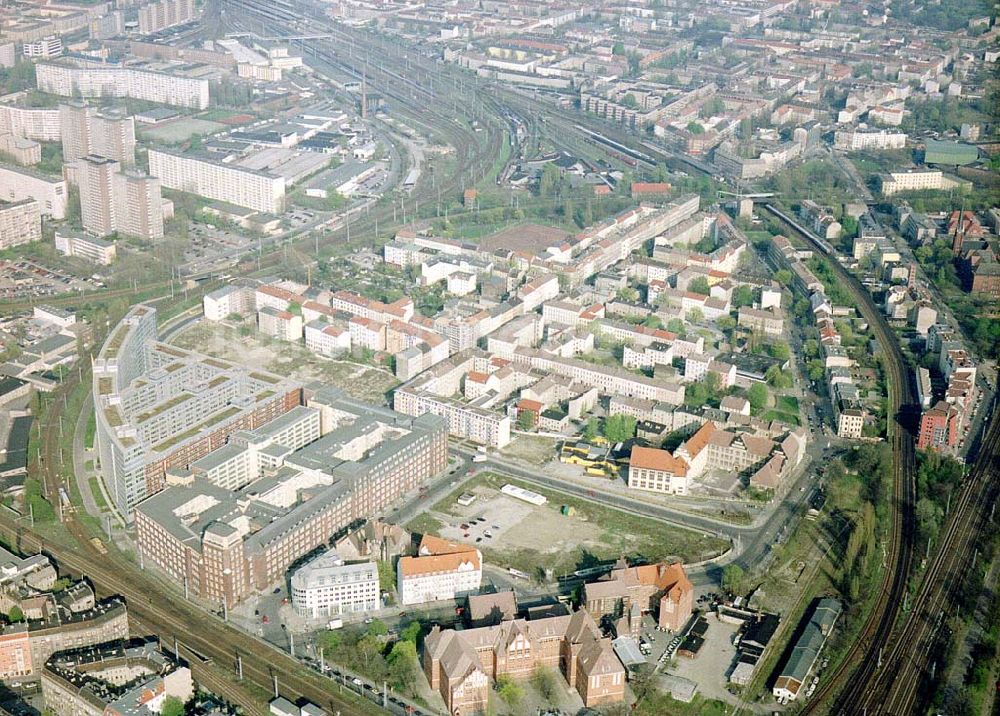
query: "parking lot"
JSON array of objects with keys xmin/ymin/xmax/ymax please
[{"xmin": 0, "ymin": 260, "xmax": 95, "ymax": 300}]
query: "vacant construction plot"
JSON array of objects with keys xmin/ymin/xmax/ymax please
[
  {"xmin": 410, "ymin": 473, "xmax": 729, "ymax": 579},
  {"xmin": 140, "ymin": 117, "xmax": 226, "ymax": 144},
  {"xmin": 172, "ymin": 321, "xmax": 399, "ymax": 405}
]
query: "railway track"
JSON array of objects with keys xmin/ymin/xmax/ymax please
[
  {"xmin": 760, "ymin": 204, "xmax": 919, "ymax": 715},
  {"xmin": 0, "ymin": 514, "xmax": 392, "ymax": 716},
  {"xmin": 874, "ymin": 402, "xmax": 1000, "ymax": 715}
]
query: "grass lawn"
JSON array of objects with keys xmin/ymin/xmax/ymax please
[
  {"xmin": 84, "ymin": 412, "xmax": 96, "ymax": 449},
  {"xmin": 636, "ymin": 693, "xmax": 728, "ymax": 715},
  {"xmin": 88, "ymin": 478, "xmax": 108, "ymax": 511},
  {"xmin": 406, "ymin": 512, "xmax": 445, "ymax": 536},
  {"xmin": 764, "ymin": 409, "xmax": 801, "ymax": 426},
  {"xmin": 776, "ymin": 395, "xmax": 800, "ymax": 415}
]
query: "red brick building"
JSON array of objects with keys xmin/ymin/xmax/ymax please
[{"xmin": 917, "ymin": 400, "xmax": 961, "ymax": 451}]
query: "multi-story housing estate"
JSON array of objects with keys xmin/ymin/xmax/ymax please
[
  {"xmin": 148, "ymin": 149, "xmax": 285, "ymax": 214},
  {"xmin": 0, "ymin": 199, "xmax": 41, "ymax": 249},
  {"xmin": 258, "ymin": 306, "xmax": 303, "ymax": 342},
  {"xmin": 0, "ymin": 165, "xmax": 67, "ymax": 219},
  {"xmin": 833, "ymin": 128, "xmax": 906, "ymax": 151},
  {"xmin": 23, "ymin": 36, "xmax": 62, "ymax": 59},
  {"xmin": 0, "ymin": 598, "xmax": 129, "ymax": 679},
  {"xmin": 138, "ymin": 0, "xmax": 197, "ymax": 34},
  {"xmin": 93, "ymin": 305, "xmax": 303, "ymax": 517},
  {"xmin": 879, "ymin": 169, "xmax": 944, "ymax": 196},
  {"xmin": 60, "ymin": 103, "xmax": 136, "ymax": 165},
  {"xmin": 203, "ymin": 284, "xmax": 256, "ymax": 321},
  {"xmin": 424, "ymin": 609, "xmax": 624, "ymax": 715},
  {"xmin": 75, "ymin": 156, "xmax": 163, "ymax": 239},
  {"xmin": 917, "ymin": 400, "xmax": 961, "ymax": 452},
  {"xmin": 42, "ymin": 639, "xmax": 194, "ymax": 716},
  {"xmin": 397, "ymin": 535, "xmax": 482, "ymax": 606},
  {"xmin": 133, "ymin": 386, "xmax": 448, "ymax": 606},
  {"xmin": 737, "ymin": 306, "xmax": 785, "ymax": 337},
  {"xmin": 36, "ymin": 62, "xmax": 210, "ymax": 110},
  {"xmin": 290, "ymin": 549, "xmax": 379, "ymax": 618},
  {"xmin": 0, "ymin": 134, "xmax": 41, "ymax": 165},
  {"xmin": 0, "ymin": 103, "xmax": 61, "ymax": 141}
]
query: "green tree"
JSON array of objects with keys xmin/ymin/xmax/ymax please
[
  {"xmin": 612, "ymin": 41, "xmax": 626, "ymax": 55},
  {"xmin": 603, "ymin": 414, "xmax": 637, "ymax": 443},
  {"xmin": 517, "ymin": 410, "xmax": 536, "ymax": 431},
  {"xmin": 807, "ymin": 359, "xmax": 826, "ymax": 382},
  {"xmin": 684, "ymin": 382, "xmax": 708, "ymax": 407},
  {"xmin": 747, "ymin": 383, "xmax": 768, "ymax": 413},
  {"xmin": 400, "ymin": 620, "xmax": 421, "ymax": 644},
  {"xmin": 688, "ymin": 277, "xmax": 710, "ymax": 295},
  {"xmin": 718, "ymin": 316, "xmax": 736, "ymax": 332},
  {"xmin": 774, "ymin": 269, "xmax": 792, "ymax": 286},
  {"xmin": 765, "ymin": 365, "xmax": 792, "ymax": 389},
  {"xmin": 496, "ymin": 676, "xmax": 524, "ymax": 706},
  {"xmin": 768, "ymin": 342, "xmax": 791, "ymax": 361},
  {"xmin": 386, "ymin": 640, "xmax": 419, "ymax": 692},
  {"xmin": 622, "ymin": 93, "xmax": 638, "ymax": 109},
  {"xmin": 732, "ymin": 285, "xmax": 754, "ymax": 307},
  {"xmin": 160, "ymin": 697, "xmax": 185, "ymax": 716},
  {"xmin": 687, "ymin": 307, "xmax": 704, "ymax": 323},
  {"xmin": 616, "ymin": 286, "xmax": 640, "ymax": 302},
  {"xmin": 582, "ymin": 417, "xmax": 600, "ymax": 441},
  {"xmin": 642, "ymin": 314, "xmax": 663, "ymax": 329},
  {"xmin": 722, "ymin": 564, "xmax": 744, "ymax": 595},
  {"xmin": 366, "ymin": 619, "xmax": 388, "ymax": 638},
  {"xmin": 7, "ymin": 606, "xmax": 23, "ymax": 623},
  {"xmin": 667, "ymin": 318, "xmax": 685, "ymax": 333},
  {"xmin": 685, "ymin": 121, "xmax": 705, "ymax": 134}
]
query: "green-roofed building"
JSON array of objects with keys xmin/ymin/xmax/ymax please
[{"xmin": 924, "ymin": 139, "xmax": 979, "ymax": 166}]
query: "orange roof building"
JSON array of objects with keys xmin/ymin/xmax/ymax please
[
  {"xmin": 627, "ymin": 445, "xmax": 690, "ymax": 496},
  {"xmin": 397, "ymin": 535, "xmax": 482, "ymax": 606}
]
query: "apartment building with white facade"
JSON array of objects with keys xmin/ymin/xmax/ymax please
[
  {"xmin": 148, "ymin": 149, "xmax": 285, "ymax": 213},
  {"xmin": 0, "ymin": 199, "xmax": 41, "ymax": 249},
  {"xmin": 54, "ymin": 233, "xmax": 116, "ymax": 264},
  {"xmin": 0, "ymin": 165, "xmax": 67, "ymax": 219},
  {"xmin": 36, "ymin": 62, "xmax": 210, "ymax": 109}
]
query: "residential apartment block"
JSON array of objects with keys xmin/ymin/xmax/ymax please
[
  {"xmin": 0, "ymin": 199, "xmax": 41, "ymax": 249},
  {"xmin": 60, "ymin": 102, "xmax": 136, "ymax": 165},
  {"xmin": 879, "ymin": 169, "xmax": 944, "ymax": 196},
  {"xmin": 42, "ymin": 639, "xmax": 193, "ymax": 716},
  {"xmin": 0, "ymin": 104, "xmax": 61, "ymax": 142},
  {"xmin": 76, "ymin": 156, "xmax": 163, "ymax": 239},
  {"xmin": 397, "ymin": 535, "xmax": 482, "ymax": 606},
  {"xmin": 424, "ymin": 609, "xmax": 624, "ymax": 715},
  {"xmin": 148, "ymin": 149, "xmax": 285, "ymax": 214},
  {"xmin": 138, "ymin": 0, "xmax": 196, "ymax": 34},
  {"xmin": 0, "ymin": 164, "xmax": 67, "ymax": 219},
  {"xmin": 93, "ymin": 305, "xmax": 303, "ymax": 516},
  {"xmin": 36, "ymin": 62, "xmax": 210, "ymax": 110},
  {"xmin": 134, "ymin": 386, "xmax": 447, "ymax": 605}
]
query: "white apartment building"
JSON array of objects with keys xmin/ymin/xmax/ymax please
[
  {"xmin": 0, "ymin": 165, "xmax": 67, "ymax": 219},
  {"xmin": 833, "ymin": 129, "xmax": 907, "ymax": 151},
  {"xmin": 258, "ymin": 307, "xmax": 303, "ymax": 341},
  {"xmin": 55, "ymin": 233, "xmax": 116, "ymax": 265},
  {"xmin": 203, "ymin": 284, "xmax": 255, "ymax": 321},
  {"xmin": 36, "ymin": 63, "xmax": 210, "ymax": 110},
  {"xmin": 0, "ymin": 199, "xmax": 41, "ymax": 249},
  {"xmin": 348, "ymin": 317, "xmax": 386, "ymax": 350},
  {"xmin": 148, "ymin": 149, "xmax": 285, "ymax": 213},
  {"xmin": 290, "ymin": 550, "xmax": 379, "ymax": 618},
  {"xmin": 304, "ymin": 321, "xmax": 351, "ymax": 356},
  {"xmin": 397, "ymin": 537, "xmax": 482, "ymax": 606},
  {"xmin": 0, "ymin": 134, "xmax": 41, "ymax": 165},
  {"xmin": 0, "ymin": 105, "xmax": 61, "ymax": 142},
  {"xmin": 23, "ymin": 36, "xmax": 62, "ymax": 59},
  {"xmin": 880, "ymin": 169, "xmax": 943, "ymax": 196},
  {"xmin": 394, "ymin": 388, "xmax": 511, "ymax": 448}
]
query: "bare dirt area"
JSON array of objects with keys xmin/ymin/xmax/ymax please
[{"xmin": 172, "ymin": 321, "xmax": 400, "ymax": 404}]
